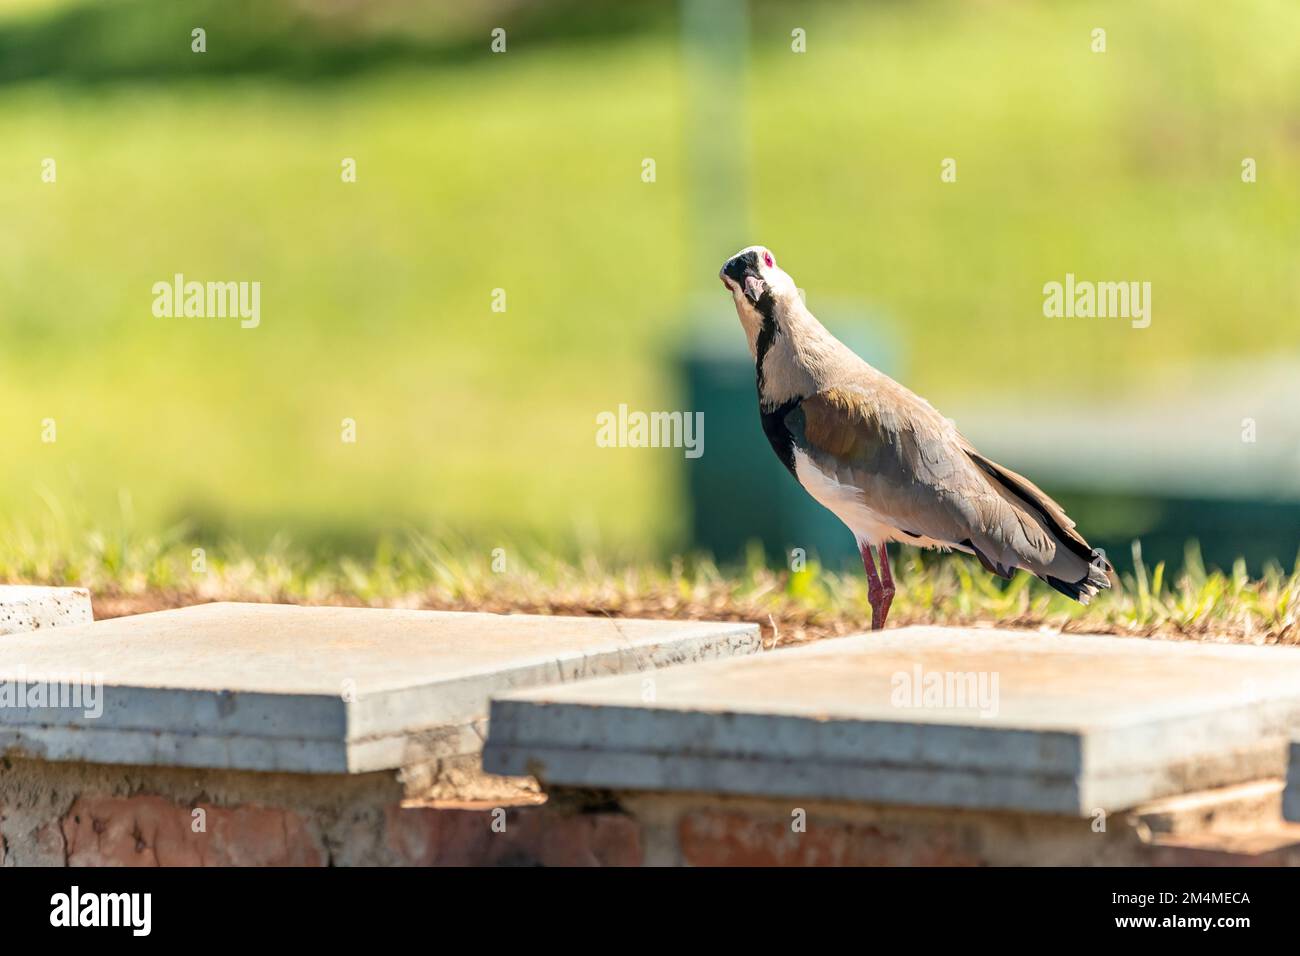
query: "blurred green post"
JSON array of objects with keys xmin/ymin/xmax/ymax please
[
  {"xmin": 680, "ymin": 0, "xmax": 750, "ymax": 289},
  {"xmin": 676, "ymin": 0, "xmax": 901, "ymax": 568}
]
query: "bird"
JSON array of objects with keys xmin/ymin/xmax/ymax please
[{"xmin": 719, "ymin": 245, "xmax": 1113, "ymax": 630}]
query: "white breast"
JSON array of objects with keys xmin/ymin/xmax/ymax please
[
  {"xmin": 792, "ymin": 448, "xmax": 899, "ymax": 547},
  {"xmin": 791, "ymin": 448, "xmax": 959, "ymax": 552}
]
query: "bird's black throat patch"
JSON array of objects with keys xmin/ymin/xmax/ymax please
[
  {"xmin": 753, "ymin": 298, "xmax": 798, "ymax": 476},
  {"xmin": 753, "ymin": 295, "xmax": 779, "ymax": 393},
  {"xmin": 759, "ymin": 396, "xmax": 799, "ymax": 478}
]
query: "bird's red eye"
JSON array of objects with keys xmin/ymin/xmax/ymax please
[{"xmin": 763, "ymin": 251, "xmax": 774, "ymax": 269}]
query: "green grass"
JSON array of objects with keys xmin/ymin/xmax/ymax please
[
  {"xmin": 2, "ymin": 0, "xmax": 1298, "ymax": 560},
  {"xmin": 5, "ymin": 506, "xmax": 1295, "ymax": 646}
]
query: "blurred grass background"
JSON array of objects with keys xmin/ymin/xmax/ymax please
[{"xmin": 2, "ymin": 0, "xmax": 1298, "ymax": 572}]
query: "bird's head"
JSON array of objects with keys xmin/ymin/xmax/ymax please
[{"xmin": 719, "ymin": 245, "xmax": 800, "ymax": 352}]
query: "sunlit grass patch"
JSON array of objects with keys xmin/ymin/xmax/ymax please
[{"xmin": 2, "ymin": 511, "xmax": 1294, "ymax": 648}]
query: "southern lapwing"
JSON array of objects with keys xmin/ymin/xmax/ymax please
[{"xmin": 720, "ymin": 245, "xmax": 1113, "ymax": 630}]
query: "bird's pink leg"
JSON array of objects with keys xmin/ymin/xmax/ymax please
[
  {"xmin": 877, "ymin": 543, "xmax": 895, "ymax": 625},
  {"xmin": 859, "ymin": 542, "xmax": 889, "ymax": 631}
]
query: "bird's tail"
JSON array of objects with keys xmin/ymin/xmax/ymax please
[
  {"xmin": 966, "ymin": 451, "xmax": 1115, "ymax": 605},
  {"xmin": 1044, "ymin": 552, "xmax": 1113, "ymax": 604}
]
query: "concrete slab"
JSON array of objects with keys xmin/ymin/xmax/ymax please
[
  {"xmin": 0, "ymin": 603, "xmax": 759, "ymax": 774},
  {"xmin": 484, "ymin": 626, "xmax": 1300, "ymax": 815},
  {"xmin": 1136, "ymin": 779, "xmax": 1284, "ymax": 837},
  {"xmin": 0, "ymin": 586, "xmax": 93, "ymax": 637},
  {"xmin": 1281, "ymin": 741, "xmax": 1300, "ymax": 823}
]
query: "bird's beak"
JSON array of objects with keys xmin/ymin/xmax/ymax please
[{"xmin": 720, "ymin": 255, "xmax": 767, "ymax": 305}]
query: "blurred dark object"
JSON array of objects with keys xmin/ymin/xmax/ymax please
[
  {"xmin": 958, "ymin": 359, "xmax": 1300, "ymax": 575},
  {"xmin": 684, "ymin": 350, "xmax": 1300, "ymax": 576}
]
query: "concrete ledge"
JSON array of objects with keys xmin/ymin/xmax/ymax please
[
  {"xmin": 1281, "ymin": 740, "xmax": 1300, "ymax": 823},
  {"xmin": 0, "ymin": 603, "xmax": 759, "ymax": 774},
  {"xmin": 0, "ymin": 586, "xmax": 92, "ymax": 637},
  {"xmin": 1136, "ymin": 778, "xmax": 1285, "ymax": 836},
  {"xmin": 485, "ymin": 626, "xmax": 1300, "ymax": 815},
  {"xmin": 8, "ymin": 616, "xmax": 1297, "ymax": 866}
]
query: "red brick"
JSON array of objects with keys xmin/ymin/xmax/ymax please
[
  {"xmin": 62, "ymin": 795, "xmax": 325, "ymax": 866},
  {"xmin": 679, "ymin": 809, "xmax": 983, "ymax": 866},
  {"xmin": 386, "ymin": 804, "xmax": 642, "ymax": 866}
]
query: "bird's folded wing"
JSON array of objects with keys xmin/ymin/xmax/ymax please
[{"xmin": 786, "ymin": 385, "xmax": 1059, "ymax": 570}]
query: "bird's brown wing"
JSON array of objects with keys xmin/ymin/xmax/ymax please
[{"xmin": 786, "ymin": 384, "xmax": 1105, "ymax": 591}]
